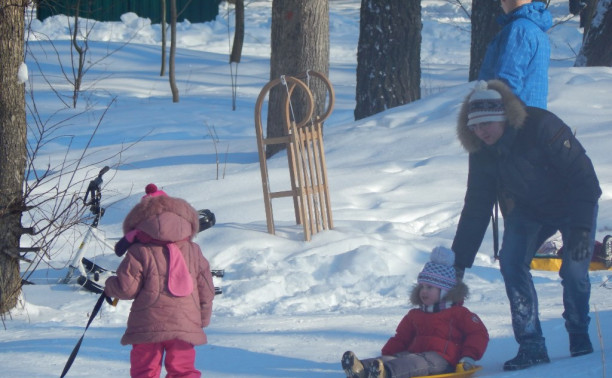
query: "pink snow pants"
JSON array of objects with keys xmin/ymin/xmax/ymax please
[{"xmin": 130, "ymin": 339, "xmax": 201, "ymax": 378}]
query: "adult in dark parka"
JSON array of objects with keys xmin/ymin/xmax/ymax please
[{"xmin": 451, "ymin": 80, "xmax": 601, "ymax": 371}]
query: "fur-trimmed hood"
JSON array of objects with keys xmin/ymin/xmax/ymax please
[
  {"xmin": 457, "ymin": 80, "xmax": 528, "ymax": 153},
  {"xmin": 122, "ymin": 195, "xmax": 200, "ymax": 242},
  {"xmin": 410, "ymin": 280, "xmax": 469, "ymax": 306}
]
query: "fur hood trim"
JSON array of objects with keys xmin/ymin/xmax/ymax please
[
  {"xmin": 409, "ymin": 281, "xmax": 469, "ymax": 306},
  {"xmin": 457, "ymin": 80, "xmax": 528, "ymax": 153},
  {"xmin": 123, "ymin": 195, "xmax": 200, "ymax": 240}
]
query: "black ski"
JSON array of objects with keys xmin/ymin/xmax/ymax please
[
  {"xmin": 211, "ymin": 269, "xmax": 224, "ymax": 277},
  {"xmin": 78, "ymin": 274, "xmax": 223, "ymax": 295},
  {"xmin": 77, "ymin": 275, "xmax": 105, "ymax": 294},
  {"xmin": 82, "ymin": 257, "xmax": 113, "ymax": 274}
]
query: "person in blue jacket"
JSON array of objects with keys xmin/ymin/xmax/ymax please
[
  {"xmin": 478, "ymin": 0, "xmax": 552, "ymax": 109},
  {"xmin": 451, "ymin": 80, "xmax": 601, "ymax": 371}
]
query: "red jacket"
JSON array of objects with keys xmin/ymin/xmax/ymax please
[{"xmin": 381, "ymin": 305, "xmax": 489, "ymax": 365}]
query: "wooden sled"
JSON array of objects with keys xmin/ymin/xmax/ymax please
[
  {"xmin": 413, "ymin": 364, "xmax": 482, "ymax": 378},
  {"xmin": 254, "ymin": 71, "xmax": 334, "ymax": 241}
]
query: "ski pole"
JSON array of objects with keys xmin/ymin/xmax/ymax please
[{"xmin": 60, "ymin": 292, "xmax": 109, "ymax": 378}]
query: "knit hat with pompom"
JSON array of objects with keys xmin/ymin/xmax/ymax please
[
  {"xmin": 417, "ymin": 246, "xmax": 457, "ymax": 291},
  {"xmin": 142, "ymin": 183, "xmax": 168, "ymax": 199},
  {"xmin": 467, "ymin": 80, "xmax": 506, "ymax": 127}
]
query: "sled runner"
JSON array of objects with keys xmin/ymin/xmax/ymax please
[{"xmin": 413, "ymin": 364, "xmax": 482, "ymax": 378}]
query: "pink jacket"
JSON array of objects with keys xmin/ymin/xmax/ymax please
[{"xmin": 104, "ymin": 195, "xmax": 215, "ymax": 346}]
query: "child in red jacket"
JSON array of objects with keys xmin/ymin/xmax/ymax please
[{"xmin": 341, "ymin": 247, "xmax": 489, "ymax": 378}]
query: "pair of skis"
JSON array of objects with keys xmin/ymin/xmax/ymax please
[{"xmin": 78, "ymin": 257, "xmax": 224, "ymax": 295}]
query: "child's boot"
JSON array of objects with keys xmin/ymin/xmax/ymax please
[
  {"xmin": 367, "ymin": 359, "xmax": 386, "ymax": 378},
  {"xmin": 341, "ymin": 351, "xmax": 365, "ymax": 378}
]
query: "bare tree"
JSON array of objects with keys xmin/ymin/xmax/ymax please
[
  {"xmin": 1, "ymin": 3, "xmax": 139, "ymax": 316},
  {"xmin": 160, "ymin": 0, "xmax": 168, "ymax": 76},
  {"xmin": 229, "ymin": 0, "xmax": 245, "ymax": 110},
  {"xmin": 169, "ymin": 0, "xmax": 180, "ymax": 102},
  {"xmin": 469, "ymin": 0, "xmax": 502, "ymax": 81},
  {"xmin": 68, "ymin": 0, "xmax": 93, "ymax": 107},
  {"xmin": 354, "ymin": 0, "xmax": 421, "ymax": 121},
  {"xmin": 575, "ymin": 0, "xmax": 612, "ymax": 67},
  {"xmin": 0, "ymin": 0, "xmax": 29, "ymax": 314},
  {"xmin": 161, "ymin": 0, "xmax": 195, "ymax": 78},
  {"xmin": 267, "ymin": 0, "xmax": 329, "ymax": 157}
]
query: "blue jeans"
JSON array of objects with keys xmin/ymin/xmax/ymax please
[{"xmin": 499, "ymin": 206, "xmax": 597, "ymax": 348}]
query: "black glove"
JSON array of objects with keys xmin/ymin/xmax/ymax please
[
  {"xmin": 566, "ymin": 228, "xmax": 591, "ymax": 261},
  {"xmin": 198, "ymin": 209, "xmax": 216, "ymax": 232},
  {"xmin": 114, "ymin": 236, "xmax": 131, "ymax": 257}
]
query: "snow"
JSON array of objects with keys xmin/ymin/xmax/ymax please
[{"xmin": 2, "ymin": 1, "xmax": 612, "ymax": 377}]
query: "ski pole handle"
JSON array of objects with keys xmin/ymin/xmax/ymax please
[{"xmin": 84, "ymin": 166, "xmax": 110, "ymax": 204}]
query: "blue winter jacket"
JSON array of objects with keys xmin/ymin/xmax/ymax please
[
  {"xmin": 451, "ymin": 81, "xmax": 601, "ymax": 269},
  {"xmin": 478, "ymin": 2, "xmax": 552, "ymax": 109}
]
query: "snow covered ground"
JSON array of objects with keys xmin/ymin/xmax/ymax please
[{"xmin": 2, "ymin": 1, "xmax": 612, "ymax": 377}]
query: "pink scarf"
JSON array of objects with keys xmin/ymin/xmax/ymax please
[{"xmin": 127, "ymin": 230, "xmax": 193, "ymax": 297}]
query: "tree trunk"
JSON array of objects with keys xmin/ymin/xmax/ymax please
[
  {"xmin": 160, "ymin": 0, "xmax": 167, "ymax": 76},
  {"xmin": 169, "ymin": 0, "xmax": 179, "ymax": 102},
  {"xmin": 230, "ymin": 0, "xmax": 244, "ymax": 64},
  {"xmin": 267, "ymin": 0, "xmax": 329, "ymax": 157},
  {"xmin": 575, "ymin": 0, "xmax": 612, "ymax": 67},
  {"xmin": 355, "ymin": 0, "xmax": 421, "ymax": 121},
  {"xmin": 0, "ymin": 1, "xmax": 28, "ymax": 314},
  {"xmin": 469, "ymin": 0, "xmax": 502, "ymax": 81}
]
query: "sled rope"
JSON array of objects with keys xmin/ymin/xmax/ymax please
[
  {"xmin": 281, "ymin": 75, "xmax": 298, "ymax": 125},
  {"xmin": 60, "ymin": 292, "xmax": 108, "ymax": 378}
]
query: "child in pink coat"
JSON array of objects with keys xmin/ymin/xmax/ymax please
[{"xmin": 104, "ymin": 184, "xmax": 215, "ymax": 377}]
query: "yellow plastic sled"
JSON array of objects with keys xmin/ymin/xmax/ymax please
[
  {"xmin": 413, "ymin": 364, "xmax": 482, "ymax": 378},
  {"xmin": 531, "ymin": 235, "xmax": 612, "ymax": 271},
  {"xmin": 531, "ymin": 256, "xmax": 612, "ymax": 272}
]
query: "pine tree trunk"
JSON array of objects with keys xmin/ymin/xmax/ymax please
[
  {"xmin": 469, "ymin": 0, "xmax": 502, "ymax": 81},
  {"xmin": 575, "ymin": 0, "xmax": 612, "ymax": 67},
  {"xmin": 0, "ymin": 1, "xmax": 28, "ymax": 314},
  {"xmin": 354, "ymin": 0, "xmax": 421, "ymax": 121},
  {"xmin": 267, "ymin": 0, "xmax": 329, "ymax": 157}
]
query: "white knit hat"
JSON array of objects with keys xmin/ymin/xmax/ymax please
[
  {"xmin": 467, "ymin": 81, "xmax": 507, "ymax": 127},
  {"xmin": 417, "ymin": 246, "xmax": 456, "ymax": 291}
]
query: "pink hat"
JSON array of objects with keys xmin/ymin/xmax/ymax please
[{"xmin": 142, "ymin": 183, "xmax": 168, "ymax": 199}]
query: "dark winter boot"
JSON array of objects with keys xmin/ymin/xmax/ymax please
[
  {"xmin": 570, "ymin": 333, "xmax": 594, "ymax": 357},
  {"xmin": 503, "ymin": 344, "xmax": 550, "ymax": 371},
  {"xmin": 367, "ymin": 359, "xmax": 386, "ymax": 378},
  {"xmin": 603, "ymin": 235, "xmax": 612, "ymax": 268},
  {"xmin": 341, "ymin": 351, "xmax": 365, "ymax": 378}
]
